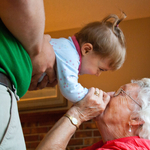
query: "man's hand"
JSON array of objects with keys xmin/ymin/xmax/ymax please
[{"xmin": 29, "ymin": 34, "xmax": 57, "ymax": 90}]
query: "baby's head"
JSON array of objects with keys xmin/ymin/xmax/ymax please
[{"xmin": 75, "ymin": 13, "xmax": 126, "ymax": 72}]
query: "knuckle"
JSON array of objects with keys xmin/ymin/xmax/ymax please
[
  {"xmin": 88, "ymin": 87, "xmax": 95, "ymax": 94},
  {"xmin": 91, "ymin": 87, "xmax": 95, "ymax": 90},
  {"xmin": 41, "ymin": 68, "xmax": 46, "ymax": 73},
  {"xmin": 99, "ymin": 90, "xmax": 103, "ymax": 93}
]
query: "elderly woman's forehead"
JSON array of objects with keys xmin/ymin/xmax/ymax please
[{"xmin": 121, "ymin": 83, "xmax": 139, "ymax": 90}]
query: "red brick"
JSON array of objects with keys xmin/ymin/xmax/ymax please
[
  {"xmin": 39, "ymin": 133, "xmax": 47, "ymax": 140},
  {"xmin": 39, "ymin": 120, "xmax": 58, "ymax": 126},
  {"xmin": 84, "ymin": 137, "xmax": 101, "ymax": 145},
  {"xmin": 22, "ymin": 122, "xmax": 38, "ymax": 128},
  {"xmin": 20, "ymin": 110, "xmax": 103, "ymax": 150},
  {"xmin": 24, "ymin": 135, "xmax": 39, "ymax": 142},
  {"xmin": 30, "ymin": 142, "xmax": 40, "ymax": 149},
  {"xmin": 75, "ymin": 146, "xmax": 86, "ymax": 149},
  {"xmin": 83, "ymin": 122, "xmax": 97, "ymax": 129},
  {"xmin": 78, "ymin": 124, "xmax": 83, "ymax": 130},
  {"xmin": 31, "ymin": 127, "xmax": 48, "ymax": 134},
  {"xmin": 68, "ymin": 139, "xmax": 83, "ymax": 146},
  {"xmin": 66, "ymin": 147, "xmax": 75, "ymax": 150},
  {"xmin": 20, "ymin": 110, "xmax": 67, "ymax": 123},
  {"xmin": 75, "ymin": 131, "xmax": 92, "ymax": 138},
  {"xmin": 26, "ymin": 142, "xmax": 30, "ymax": 148},
  {"xmin": 93, "ymin": 130, "xmax": 101, "ymax": 136},
  {"xmin": 23, "ymin": 128, "xmax": 31, "ymax": 134},
  {"xmin": 74, "ymin": 146, "xmax": 80, "ymax": 149}
]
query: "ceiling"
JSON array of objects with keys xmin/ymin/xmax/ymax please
[{"xmin": 44, "ymin": 0, "xmax": 150, "ymax": 33}]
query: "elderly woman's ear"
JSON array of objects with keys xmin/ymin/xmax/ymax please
[{"xmin": 129, "ymin": 117, "xmax": 145, "ymax": 126}]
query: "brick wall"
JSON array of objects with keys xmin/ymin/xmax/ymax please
[{"xmin": 20, "ymin": 110, "xmax": 102, "ymax": 150}]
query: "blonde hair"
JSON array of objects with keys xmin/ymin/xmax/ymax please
[{"xmin": 75, "ymin": 13, "xmax": 126, "ymax": 70}]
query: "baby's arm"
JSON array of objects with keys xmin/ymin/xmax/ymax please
[{"xmin": 56, "ymin": 58, "xmax": 88, "ymax": 103}]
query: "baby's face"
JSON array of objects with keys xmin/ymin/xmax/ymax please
[{"xmin": 80, "ymin": 52, "xmax": 112, "ymax": 76}]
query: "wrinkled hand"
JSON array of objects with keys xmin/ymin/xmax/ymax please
[
  {"xmin": 67, "ymin": 87, "xmax": 110, "ymax": 125},
  {"xmin": 29, "ymin": 34, "xmax": 57, "ymax": 90}
]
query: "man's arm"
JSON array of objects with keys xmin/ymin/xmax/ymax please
[
  {"xmin": 36, "ymin": 88, "xmax": 110, "ymax": 150},
  {"xmin": 0, "ymin": 0, "xmax": 45, "ymax": 56},
  {"xmin": 0, "ymin": 2, "xmax": 57, "ymax": 89}
]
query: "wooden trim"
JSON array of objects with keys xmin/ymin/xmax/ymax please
[
  {"xmin": 18, "ymin": 86, "xmax": 67, "ymax": 112},
  {"xmin": 20, "ymin": 109, "xmax": 68, "ymax": 123}
]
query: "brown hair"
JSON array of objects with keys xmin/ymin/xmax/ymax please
[{"xmin": 75, "ymin": 12, "xmax": 126, "ymax": 70}]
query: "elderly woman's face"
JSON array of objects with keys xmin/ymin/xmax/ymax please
[{"xmin": 95, "ymin": 83, "xmax": 140, "ymax": 140}]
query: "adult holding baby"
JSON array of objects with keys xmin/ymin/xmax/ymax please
[
  {"xmin": 0, "ymin": 1, "xmax": 128, "ymax": 150},
  {"xmin": 0, "ymin": 0, "xmax": 56, "ymax": 149},
  {"xmin": 0, "ymin": 1, "xmax": 105, "ymax": 150}
]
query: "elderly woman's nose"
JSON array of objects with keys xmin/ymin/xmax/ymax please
[{"xmin": 107, "ymin": 91, "xmax": 115, "ymax": 97}]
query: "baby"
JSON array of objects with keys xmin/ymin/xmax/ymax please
[{"xmin": 39, "ymin": 13, "xmax": 126, "ymax": 103}]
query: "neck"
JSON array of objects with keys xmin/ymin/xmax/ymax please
[{"xmin": 97, "ymin": 122, "xmax": 135, "ymax": 143}]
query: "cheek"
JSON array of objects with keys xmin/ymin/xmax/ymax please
[
  {"xmin": 111, "ymin": 99, "xmax": 130, "ymax": 120},
  {"xmin": 81, "ymin": 64, "xmax": 98, "ymax": 75},
  {"xmin": 104, "ymin": 99, "xmax": 122, "ymax": 119},
  {"xmin": 101, "ymin": 98, "xmax": 131, "ymax": 125},
  {"xmin": 103, "ymin": 108, "xmax": 124, "ymax": 125},
  {"xmin": 84, "ymin": 68, "xmax": 96, "ymax": 75},
  {"xmin": 89, "ymin": 66, "xmax": 99, "ymax": 74}
]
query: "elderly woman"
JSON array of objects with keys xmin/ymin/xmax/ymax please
[{"xmin": 36, "ymin": 78, "xmax": 150, "ymax": 150}]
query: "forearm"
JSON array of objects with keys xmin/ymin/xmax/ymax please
[
  {"xmin": 59, "ymin": 80, "xmax": 89, "ymax": 103},
  {"xmin": 36, "ymin": 108, "xmax": 81, "ymax": 150},
  {"xmin": 36, "ymin": 88, "xmax": 110, "ymax": 150},
  {"xmin": 56, "ymin": 56, "xmax": 88, "ymax": 103},
  {"xmin": 0, "ymin": 0, "xmax": 45, "ymax": 56}
]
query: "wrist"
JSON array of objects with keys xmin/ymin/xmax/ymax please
[
  {"xmin": 64, "ymin": 114, "xmax": 79, "ymax": 129},
  {"xmin": 66, "ymin": 106, "xmax": 83, "ymax": 128}
]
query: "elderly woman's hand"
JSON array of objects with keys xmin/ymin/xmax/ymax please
[
  {"xmin": 36, "ymin": 87, "xmax": 110, "ymax": 150},
  {"xmin": 67, "ymin": 87, "xmax": 110, "ymax": 126}
]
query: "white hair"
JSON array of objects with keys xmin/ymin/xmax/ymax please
[{"xmin": 131, "ymin": 78, "xmax": 150, "ymax": 139}]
